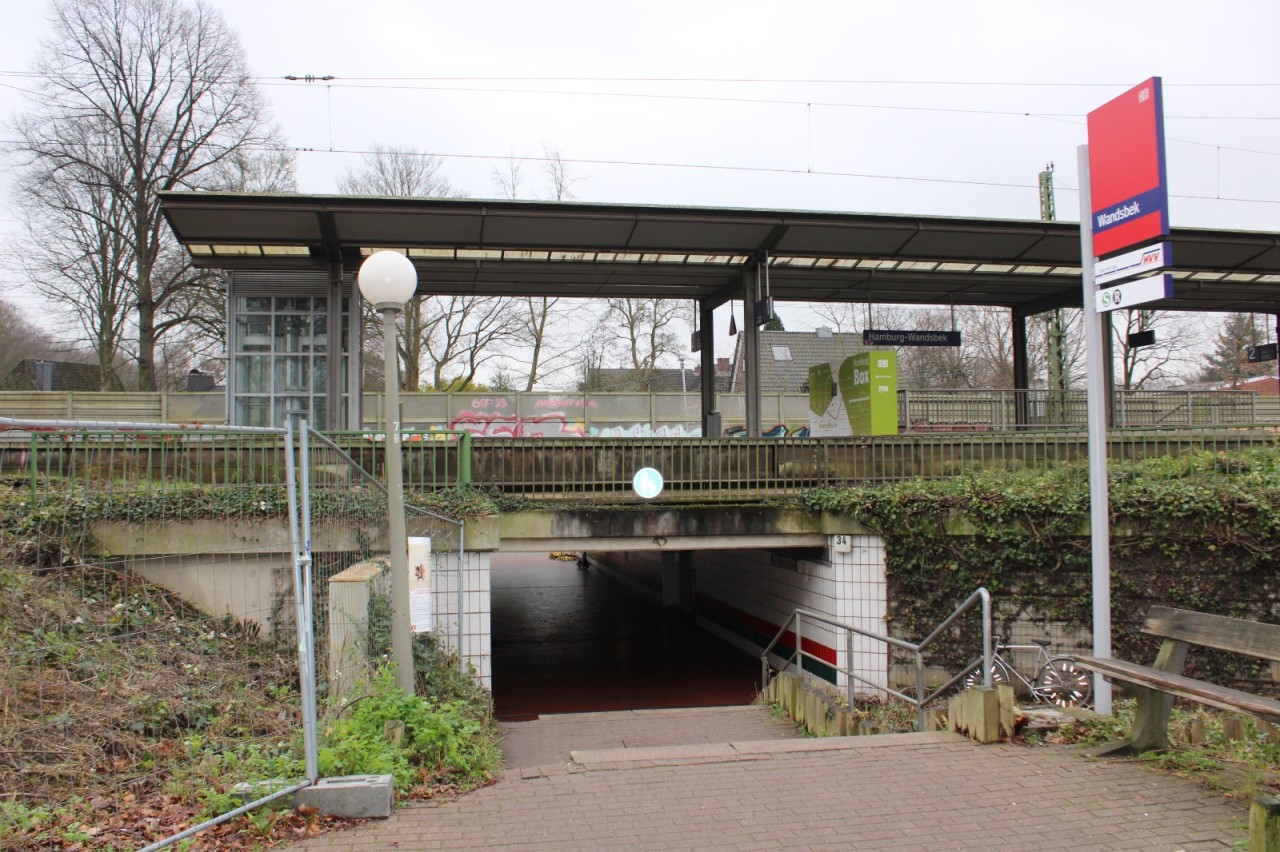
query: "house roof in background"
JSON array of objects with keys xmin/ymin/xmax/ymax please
[
  {"xmin": 733, "ymin": 330, "xmax": 866, "ymax": 394},
  {"xmin": 0, "ymin": 360, "xmax": 99, "ymax": 392},
  {"xmin": 591, "ymin": 365, "xmax": 732, "ymax": 393}
]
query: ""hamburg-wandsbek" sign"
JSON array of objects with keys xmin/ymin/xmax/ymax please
[{"xmin": 862, "ymin": 329, "xmax": 961, "ymax": 347}]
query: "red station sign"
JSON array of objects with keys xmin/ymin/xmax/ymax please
[{"xmin": 1086, "ymin": 77, "xmax": 1169, "ymax": 258}]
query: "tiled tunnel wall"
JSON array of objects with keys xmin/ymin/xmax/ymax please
[{"xmin": 593, "ymin": 537, "xmax": 887, "ymax": 694}]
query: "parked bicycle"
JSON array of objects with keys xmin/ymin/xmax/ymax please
[{"xmin": 961, "ymin": 639, "xmax": 1091, "ymax": 707}]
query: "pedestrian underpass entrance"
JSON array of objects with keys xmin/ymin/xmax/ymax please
[
  {"xmin": 490, "ymin": 552, "xmax": 760, "ymax": 720},
  {"xmin": 486, "ymin": 533, "xmax": 889, "ymax": 720}
]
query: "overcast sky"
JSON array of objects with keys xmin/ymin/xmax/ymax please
[{"xmin": 1, "ymin": 0, "xmax": 1278, "ymax": 343}]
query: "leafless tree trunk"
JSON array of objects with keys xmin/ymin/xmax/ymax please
[
  {"xmin": 204, "ymin": 147, "xmax": 298, "ymax": 194},
  {"xmin": 490, "ymin": 155, "xmax": 525, "ymax": 201},
  {"xmin": 339, "ymin": 144, "xmax": 457, "ymax": 199},
  {"xmin": 603, "ymin": 298, "xmax": 683, "ymax": 389},
  {"xmin": 11, "ymin": 0, "xmax": 277, "ymax": 390}
]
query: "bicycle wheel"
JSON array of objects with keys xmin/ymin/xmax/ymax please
[
  {"xmin": 1034, "ymin": 657, "xmax": 1091, "ymax": 707},
  {"xmin": 961, "ymin": 658, "xmax": 1009, "ymax": 691}
]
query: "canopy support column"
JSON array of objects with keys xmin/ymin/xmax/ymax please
[
  {"xmin": 1012, "ymin": 308, "xmax": 1029, "ymax": 428},
  {"xmin": 743, "ymin": 267, "xmax": 761, "ymax": 438},
  {"xmin": 698, "ymin": 300, "xmax": 718, "ymax": 437}
]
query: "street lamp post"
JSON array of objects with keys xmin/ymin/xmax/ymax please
[{"xmin": 358, "ymin": 251, "xmax": 418, "ymax": 693}]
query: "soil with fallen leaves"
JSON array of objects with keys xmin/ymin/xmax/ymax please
[{"xmin": 0, "ymin": 543, "xmax": 375, "ymax": 850}]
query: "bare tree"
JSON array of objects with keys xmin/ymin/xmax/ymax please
[
  {"xmin": 339, "ymin": 144, "xmax": 456, "ymax": 198},
  {"xmin": 575, "ymin": 326, "xmax": 614, "ymax": 391},
  {"xmin": 203, "ymin": 146, "xmax": 298, "ymax": 193},
  {"xmin": 9, "ymin": 121, "xmax": 134, "ymax": 389},
  {"xmin": 11, "ymin": 0, "xmax": 280, "ymax": 391},
  {"xmin": 602, "ymin": 298, "xmax": 684, "ymax": 388},
  {"xmin": 1112, "ymin": 309, "xmax": 1201, "ymax": 389},
  {"xmin": 489, "ymin": 147, "xmax": 585, "ymax": 390},
  {"xmin": 805, "ymin": 302, "xmax": 862, "ymax": 333},
  {"xmin": 541, "ymin": 144, "xmax": 582, "ymax": 202},
  {"xmin": 490, "ymin": 154, "xmax": 525, "ymax": 201},
  {"xmin": 895, "ymin": 308, "xmax": 978, "ymax": 389},
  {"xmin": 340, "ymin": 145, "xmax": 468, "ymax": 390},
  {"xmin": 422, "ymin": 296, "xmax": 520, "ymax": 390},
  {"xmin": 963, "ymin": 306, "xmax": 1018, "ymax": 387}
]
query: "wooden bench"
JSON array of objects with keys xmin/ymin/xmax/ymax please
[{"xmin": 1075, "ymin": 606, "xmax": 1280, "ymax": 754}]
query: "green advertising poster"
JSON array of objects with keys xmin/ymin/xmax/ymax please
[
  {"xmin": 837, "ymin": 351, "xmax": 897, "ymax": 435},
  {"xmin": 808, "ymin": 362, "xmax": 849, "ymax": 436},
  {"xmin": 808, "ymin": 363, "xmax": 834, "ymax": 415}
]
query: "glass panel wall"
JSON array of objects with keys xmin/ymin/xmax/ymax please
[{"xmin": 230, "ymin": 294, "xmax": 350, "ymax": 427}]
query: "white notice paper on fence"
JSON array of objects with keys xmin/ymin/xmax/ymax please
[
  {"xmin": 408, "ymin": 536, "xmax": 432, "ymax": 633},
  {"xmin": 409, "ymin": 588, "xmax": 433, "ymax": 634}
]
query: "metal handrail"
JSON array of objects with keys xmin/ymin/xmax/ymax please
[{"xmin": 760, "ymin": 587, "xmax": 991, "ymax": 730}]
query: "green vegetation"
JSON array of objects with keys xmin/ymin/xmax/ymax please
[
  {"xmin": 319, "ymin": 668, "xmax": 498, "ymax": 794},
  {"xmin": 800, "ymin": 448, "xmax": 1280, "ymax": 684},
  {"xmin": 0, "ymin": 482, "xmax": 514, "ymax": 540},
  {"xmin": 0, "ymin": 532, "xmax": 498, "ymax": 849},
  {"xmin": 1039, "ymin": 701, "xmax": 1280, "ymax": 799}
]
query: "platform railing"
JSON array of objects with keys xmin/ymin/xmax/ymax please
[
  {"xmin": 5, "ymin": 422, "xmax": 1275, "ymax": 499},
  {"xmin": 465, "ymin": 424, "xmax": 1278, "ymax": 499},
  {"xmin": 760, "ymin": 588, "xmax": 992, "ymax": 731}
]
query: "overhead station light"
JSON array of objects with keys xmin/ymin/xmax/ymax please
[{"xmin": 188, "ymin": 244, "xmax": 310, "ymax": 257}]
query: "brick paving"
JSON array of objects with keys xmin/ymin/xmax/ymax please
[{"xmin": 292, "ymin": 706, "xmax": 1248, "ymax": 851}]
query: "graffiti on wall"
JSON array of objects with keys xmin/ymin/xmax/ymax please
[
  {"xmin": 429, "ymin": 395, "xmax": 807, "ymax": 438},
  {"xmin": 722, "ymin": 424, "xmax": 811, "ymax": 438},
  {"xmin": 587, "ymin": 424, "xmax": 702, "ymax": 438}
]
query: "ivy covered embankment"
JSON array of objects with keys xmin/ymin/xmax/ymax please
[{"xmin": 800, "ymin": 448, "xmax": 1280, "ymax": 689}]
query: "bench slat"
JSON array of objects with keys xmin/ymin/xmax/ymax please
[
  {"xmin": 1143, "ymin": 607, "xmax": 1280, "ymax": 664},
  {"xmin": 1076, "ymin": 655, "xmax": 1280, "ymax": 724}
]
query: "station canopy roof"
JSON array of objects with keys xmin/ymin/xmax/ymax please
[{"xmin": 160, "ymin": 191, "xmax": 1280, "ymax": 315}]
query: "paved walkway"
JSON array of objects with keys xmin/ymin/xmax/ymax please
[{"xmin": 294, "ymin": 706, "xmax": 1248, "ymax": 851}]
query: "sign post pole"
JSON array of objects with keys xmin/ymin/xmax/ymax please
[{"xmin": 1078, "ymin": 144, "xmax": 1112, "ymax": 715}]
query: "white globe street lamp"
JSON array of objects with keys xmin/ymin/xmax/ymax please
[{"xmin": 358, "ymin": 250, "xmax": 417, "ymax": 693}]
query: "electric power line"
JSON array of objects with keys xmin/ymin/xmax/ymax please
[
  {"xmin": 252, "ymin": 78, "xmax": 1280, "ymax": 122},
  {"xmin": 275, "ymin": 143, "xmax": 1280, "ymax": 207}
]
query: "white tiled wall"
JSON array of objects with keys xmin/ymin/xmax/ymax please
[
  {"xmin": 432, "ymin": 551, "xmax": 492, "ymax": 687},
  {"xmin": 833, "ymin": 536, "xmax": 888, "ymax": 693},
  {"xmin": 694, "ymin": 536, "xmax": 887, "ymax": 694}
]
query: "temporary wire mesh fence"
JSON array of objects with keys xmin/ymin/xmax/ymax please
[
  {"xmin": 0, "ymin": 419, "xmax": 309, "ymax": 847},
  {"xmin": 300, "ymin": 428, "xmax": 471, "ymax": 702}
]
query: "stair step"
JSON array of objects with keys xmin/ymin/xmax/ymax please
[{"xmin": 499, "ymin": 704, "xmax": 799, "ymax": 770}]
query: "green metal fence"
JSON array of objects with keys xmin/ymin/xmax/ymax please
[
  {"xmin": 466, "ymin": 425, "xmax": 1280, "ymax": 500},
  {"xmin": 4, "ymin": 422, "xmax": 1275, "ymax": 501},
  {"xmin": 1, "ymin": 428, "xmax": 473, "ymax": 495}
]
